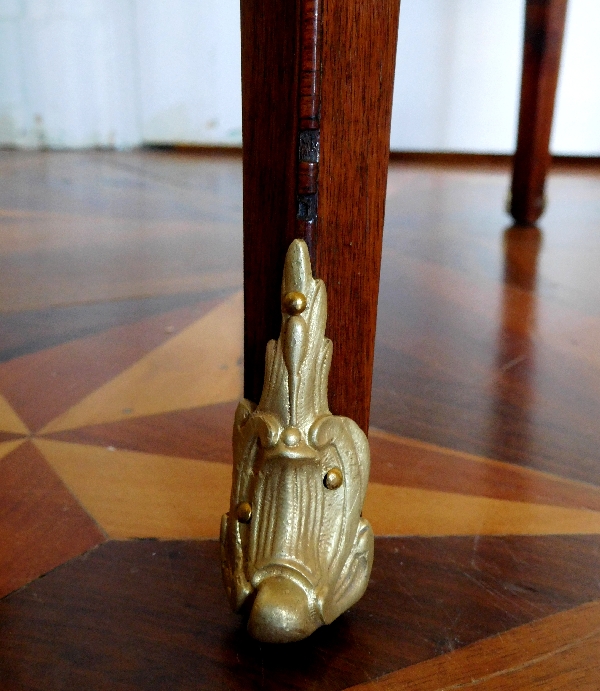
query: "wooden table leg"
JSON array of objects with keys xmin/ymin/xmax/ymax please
[
  {"xmin": 241, "ymin": 0, "xmax": 401, "ymax": 434},
  {"xmin": 510, "ymin": 0, "xmax": 568, "ymax": 226}
]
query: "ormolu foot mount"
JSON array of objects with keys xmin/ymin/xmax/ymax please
[{"xmin": 221, "ymin": 239, "xmax": 373, "ymax": 643}]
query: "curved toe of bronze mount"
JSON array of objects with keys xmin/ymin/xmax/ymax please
[{"xmin": 247, "ymin": 576, "xmax": 320, "ymax": 644}]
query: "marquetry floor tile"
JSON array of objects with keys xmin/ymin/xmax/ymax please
[
  {"xmin": 2, "ymin": 264, "xmax": 242, "ymax": 315},
  {"xmin": 347, "ymin": 599, "xmax": 600, "ymax": 690},
  {"xmin": 34, "ymin": 439, "xmax": 232, "ymax": 539},
  {"xmin": 0, "ymin": 210, "xmax": 242, "ymax": 312},
  {"xmin": 364, "ymin": 483, "xmax": 600, "ymax": 536},
  {"xmin": 40, "ymin": 291, "xmax": 243, "ymax": 434},
  {"xmin": 0, "ymin": 439, "xmax": 26, "ymax": 461},
  {"xmin": 0, "ymin": 298, "xmax": 222, "ymax": 433},
  {"xmin": 0, "ymin": 433, "xmax": 24, "ymax": 444},
  {"xmin": 0, "ymin": 290, "xmax": 227, "ymax": 364},
  {"xmin": 1, "ymin": 536, "xmax": 599, "ymax": 690},
  {"xmin": 371, "ymin": 340, "xmax": 600, "ymax": 488},
  {"xmin": 0, "ymin": 441, "xmax": 105, "ymax": 598},
  {"xmin": 44, "ymin": 401, "xmax": 236, "ymax": 463},
  {"xmin": 374, "ymin": 234, "xmax": 600, "ymax": 488},
  {"xmin": 47, "ymin": 412, "xmax": 600, "ymax": 519},
  {"xmin": 3, "ymin": 151, "xmax": 600, "ymax": 689},
  {"xmin": 39, "ymin": 411, "xmax": 600, "ymax": 531},
  {"xmin": 0, "ymin": 394, "xmax": 28, "ymax": 435},
  {"xmin": 369, "ymin": 429, "xmax": 600, "ymax": 511},
  {"xmin": 33, "ymin": 436, "xmax": 600, "ymax": 540}
]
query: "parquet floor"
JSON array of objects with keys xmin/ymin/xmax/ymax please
[{"xmin": 1, "ymin": 150, "xmax": 599, "ymax": 689}]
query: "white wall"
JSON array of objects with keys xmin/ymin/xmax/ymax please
[
  {"xmin": 391, "ymin": 0, "xmax": 524, "ymax": 153},
  {"xmin": 135, "ymin": 0, "xmax": 241, "ymax": 145},
  {"xmin": 391, "ymin": 0, "xmax": 600, "ymax": 154},
  {"xmin": 0, "ymin": 0, "xmax": 140, "ymax": 148},
  {"xmin": 552, "ymin": 0, "xmax": 600, "ymax": 154},
  {"xmin": 0, "ymin": 0, "xmax": 599, "ymax": 154}
]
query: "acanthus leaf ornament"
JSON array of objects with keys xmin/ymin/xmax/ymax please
[{"xmin": 220, "ymin": 239, "xmax": 374, "ymax": 643}]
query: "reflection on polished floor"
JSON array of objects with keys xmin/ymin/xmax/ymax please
[{"xmin": 1, "ymin": 150, "xmax": 600, "ymax": 689}]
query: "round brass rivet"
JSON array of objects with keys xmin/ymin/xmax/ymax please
[
  {"xmin": 281, "ymin": 427, "xmax": 301, "ymax": 447},
  {"xmin": 237, "ymin": 501, "xmax": 252, "ymax": 523},
  {"xmin": 282, "ymin": 291, "xmax": 307, "ymax": 316},
  {"xmin": 324, "ymin": 467, "xmax": 343, "ymax": 490}
]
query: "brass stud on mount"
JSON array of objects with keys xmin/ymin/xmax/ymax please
[
  {"xmin": 324, "ymin": 467, "xmax": 343, "ymax": 490},
  {"xmin": 236, "ymin": 502, "xmax": 252, "ymax": 523},
  {"xmin": 282, "ymin": 291, "xmax": 307, "ymax": 315},
  {"xmin": 281, "ymin": 427, "xmax": 301, "ymax": 447}
]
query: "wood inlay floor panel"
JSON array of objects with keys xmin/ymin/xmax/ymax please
[
  {"xmin": 45, "ymin": 401, "xmax": 237, "ymax": 463},
  {"xmin": 0, "ymin": 394, "xmax": 29, "ymax": 435},
  {"xmin": 0, "ymin": 433, "xmax": 25, "ymax": 444},
  {"xmin": 1, "ymin": 537, "xmax": 599, "ymax": 691},
  {"xmin": 38, "ymin": 292, "xmax": 242, "ymax": 434},
  {"xmin": 31, "ymin": 437, "xmax": 600, "ymax": 541},
  {"xmin": 2, "ymin": 151, "xmax": 600, "ymax": 687},
  {"xmin": 0, "ymin": 289, "xmax": 233, "ymax": 363},
  {"xmin": 369, "ymin": 430, "xmax": 600, "ymax": 511},
  {"xmin": 34, "ymin": 439, "xmax": 233, "ymax": 539},
  {"xmin": 347, "ymin": 600, "xmax": 600, "ymax": 690},
  {"xmin": 373, "ymin": 168, "xmax": 600, "ymax": 485},
  {"xmin": 0, "ymin": 299, "xmax": 223, "ymax": 432},
  {"xmin": 0, "ymin": 151, "xmax": 243, "ymax": 313},
  {"xmin": 0, "ymin": 441, "xmax": 105, "ymax": 598}
]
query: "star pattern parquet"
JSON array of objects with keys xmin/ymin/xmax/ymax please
[
  {"xmin": 2, "ymin": 293, "xmax": 600, "ymax": 546},
  {"xmin": 2, "ymin": 150, "xmax": 600, "ymax": 688}
]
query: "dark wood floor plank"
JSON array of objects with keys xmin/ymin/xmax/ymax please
[
  {"xmin": 0, "ymin": 150, "xmax": 242, "ymax": 225},
  {"xmin": 2, "ymin": 152, "xmax": 600, "ymax": 689},
  {"xmin": 347, "ymin": 599, "xmax": 600, "ymax": 690},
  {"xmin": 0, "ymin": 432, "xmax": 25, "ymax": 444},
  {"xmin": 0, "ymin": 226, "xmax": 241, "ymax": 313},
  {"xmin": 371, "ymin": 170, "xmax": 600, "ymax": 487},
  {"xmin": 371, "ymin": 340, "xmax": 600, "ymax": 487},
  {"xmin": 1, "ymin": 536, "xmax": 599, "ymax": 690},
  {"xmin": 0, "ymin": 441, "xmax": 105, "ymax": 598}
]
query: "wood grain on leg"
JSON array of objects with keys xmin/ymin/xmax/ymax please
[
  {"xmin": 510, "ymin": 0, "xmax": 568, "ymax": 225},
  {"xmin": 242, "ymin": 0, "xmax": 400, "ymax": 432}
]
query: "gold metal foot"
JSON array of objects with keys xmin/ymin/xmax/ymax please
[{"xmin": 221, "ymin": 239, "xmax": 373, "ymax": 643}]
